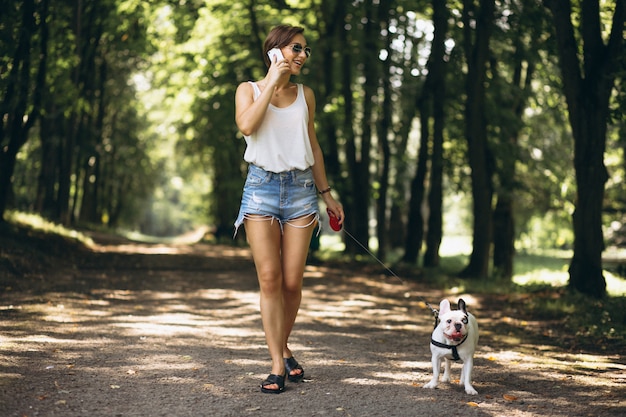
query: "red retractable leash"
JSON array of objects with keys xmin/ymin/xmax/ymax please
[
  {"xmin": 327, "ymin": 208, "xmax": 342, "ymax": 232},
  {"xmin": 326, "ymin": 208, "xmax": 440, "ymax": 322}
]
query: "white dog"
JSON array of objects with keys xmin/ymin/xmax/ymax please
[{"xmin": 423, "ymin": 298, "xmax": 479, "ymax": 395}]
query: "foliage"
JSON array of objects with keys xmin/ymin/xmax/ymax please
[{"xmin": 1, "ymin": 1, "xmax": 625, "ymax": 298}]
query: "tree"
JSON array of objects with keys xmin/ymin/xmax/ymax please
[
  {"xmin": 4, "ymin": 0, "xmax": 626, "ymax": 283},
  {"xmin": 544, "ymin": 0, "xmax": 625, "ymax": 298},
  {"xmin": 423, "ymin": 0, "xmax": 450, "ymax": 267},
  {"xmin": 490, "ymin": 0, "xmax": 546, "ymax": 279},
  {"xmin": 0, "ymin": 0, "xmax": 48, "ymax": 222},
  {"xmin": 375, "ymin": 0, "xmax": 393, "ymax": 262},
  {"xmin": 458, "ymin": 0, "xmax": 497, "ymax": 279}
]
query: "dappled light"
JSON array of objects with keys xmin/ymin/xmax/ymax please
[
  {"xmin": 1, "ymin": 238, "xmax": 625, "ymax": 416},
  {"xmin": 2, "ymin": 0, "xmax": 626, "ymax": 413}
]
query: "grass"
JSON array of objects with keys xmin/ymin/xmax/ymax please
[
  {"xmin": 319, "ymin": 232, "xmax": 626, "ymax": 295},
  {"xmin": 5, "ymin": 211, "xmax": 94, "ymax": 247}
]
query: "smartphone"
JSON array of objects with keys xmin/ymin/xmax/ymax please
[{"xmin": 267, "ymin": 48, "xmax": 284, "ymax": 62}]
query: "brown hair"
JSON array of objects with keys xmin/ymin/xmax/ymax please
[{"xmin": 263, "ymin": 25, "xmax": 305, "ymax": 67}]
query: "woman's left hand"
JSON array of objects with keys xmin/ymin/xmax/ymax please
[{"xmin": 324, "ymin": 197, "xmax": 345, "ymax": 227}]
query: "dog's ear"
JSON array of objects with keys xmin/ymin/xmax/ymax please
[
  {"xmin": 458, "ymin": 298, "xmax": 467, "ymax": 314},
  {"xmin": 439, "ymin": 299, "xmax": 451, "ymax": 315}
]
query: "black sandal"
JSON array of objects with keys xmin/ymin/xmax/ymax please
[
  {"xmin": 284, "ymin": 356, "xmax": 304, "ymax": 383},
  {"xmin": 260, "ymin": 373, "xmax": 286, "ymax": 394}
]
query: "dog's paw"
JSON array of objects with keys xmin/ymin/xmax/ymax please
[
  {"xmin": 465, "ymin": 386, "xmax": 478, "ymax": 395},
  {"xmin": 423, "ymin": 381, "xmax": 438, "ymax": 389}
]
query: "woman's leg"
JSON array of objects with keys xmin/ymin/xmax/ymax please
[
  {"xmin": 244, "ymin": 217, "xmax": 286, "ymax": 388},
  {"xmin": 281, "ymin": 215, "xmax": 316, "ymax": 372}
]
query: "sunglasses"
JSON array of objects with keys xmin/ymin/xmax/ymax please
[{"xmin": 289, "ymin": 43, "xmax": 311, "ymax": 58}]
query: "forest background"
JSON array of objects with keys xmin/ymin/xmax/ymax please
[{"xmin": 1, "ymin": 0, "xmax": 625, "ymax": 301}]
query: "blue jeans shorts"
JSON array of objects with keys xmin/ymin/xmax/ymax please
[{"xmin": 234, "ymin": 164, "xmax": 320, "ymax": 235}]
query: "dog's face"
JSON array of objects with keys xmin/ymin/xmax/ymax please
[{"xmin": 438, "ymin": 299, "xmax": 470, "ymax": 343}]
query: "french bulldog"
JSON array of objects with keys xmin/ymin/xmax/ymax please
[{"xmin": 423, "ymin": 298, "xmax": 479, "ymax": 395}]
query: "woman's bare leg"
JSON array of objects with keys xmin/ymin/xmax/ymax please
[
  {"xmin": 244, "ymin": 217, "xmax": 286, "ymax": 389},
  {"xmin": 281, "ymin": 214, "xmax": 316, "ymax": 375}
]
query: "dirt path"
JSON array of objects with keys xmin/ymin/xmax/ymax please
[{"xmin": 1, "ymin": 238, "xmax": 625, "ymax": 416}]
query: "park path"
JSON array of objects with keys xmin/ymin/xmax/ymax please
[{"xmin": 1, "ymin": 238, "xmax": 625, "ymax": 416}]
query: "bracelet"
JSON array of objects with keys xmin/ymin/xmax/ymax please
[{"xmin": 319, "ymin": 186, "xmax": 332, "ymax": 195}]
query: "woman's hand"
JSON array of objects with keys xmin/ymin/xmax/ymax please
[
  {"xmin": 323, "ymin": 195, "xmax": 345, "ymax": 227},
  {"xmin": 268, "ymin": 55, "xmax": 291, "ymax": 85}
]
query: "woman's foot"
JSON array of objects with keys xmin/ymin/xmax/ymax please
[
  {"xmin": 284, "ymin": 356, "xmax": 304, "ymax": 382},
  {"xmin": 260, "ymin": 373, "xmax": 286, "ymax": 394}
]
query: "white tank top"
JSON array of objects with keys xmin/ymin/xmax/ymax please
[{"xmin": 243, "ymin": 82, "xmax": 315, "ymax": 173}]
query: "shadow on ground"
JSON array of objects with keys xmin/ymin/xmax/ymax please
[{"xmin": 1, "ymin": 238, "xmax": 625, "ymax": 416}]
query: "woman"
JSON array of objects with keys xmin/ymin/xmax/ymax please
[{"xmin": 234, "ymin": 24, "xmax": 344, "ymax": 394}]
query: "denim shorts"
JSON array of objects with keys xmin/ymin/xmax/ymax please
[{"xmin": 234, "ymin": 164, "xmax": 320, "ymax": 235}]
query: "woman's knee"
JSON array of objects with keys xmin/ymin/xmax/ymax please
[
  {"xmin": 257, "ymin": 268, "xmax": 283, "ymax": 294},
  {"xmin": 282, "ymin": 276, "xmax": 303, "ymax": 296}
]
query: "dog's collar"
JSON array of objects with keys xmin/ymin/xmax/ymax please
[{"xmin": 431, "ymin": 336, "xmax": 468, "ymax": 361}]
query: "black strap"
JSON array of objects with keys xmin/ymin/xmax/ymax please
[{"xmin": 431, "ymin": 337, "xmax": 467, "ymax": 361}]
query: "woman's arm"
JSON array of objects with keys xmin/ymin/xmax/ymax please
[
  {"xmin": 235, "ymin": 58, "xmax": 290, "ymax": 136},
  {"xmin": 235, "ymin": 82, "xmax": 273, "ymax": 136},
  {"xmin": 304, "ymin": 85, "xmax": 345, "ymax": 224}
]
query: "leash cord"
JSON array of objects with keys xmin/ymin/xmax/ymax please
[{"xmin": 341, "ymin": 228, "xmax": 439, "ymax": 322}]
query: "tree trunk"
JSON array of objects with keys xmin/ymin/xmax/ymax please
[
  {"xmin": 492, "ymin": 195, "xmax": 514, "ymax": 278},
  {"xmin": 342, "ymin": 18, "xmax": 369, "ymax": 254},
  {"xmin": 492, "ymin": 37, "xmax": 535, "ymax": 279},
  {"xmin": 0, "ymin": 0, "xmax": 46, "ymax": 221},
  {"xmin": 423, "ymin": 0, "xmax": 449, "ymax": 268},
  {"xmin": 389, "ymin": 80, "xmax": 419, "ymax": 249},
  {"xmin": 376, "ymin": 4, "xmax": 392, "ymax": 261},
  {"xmin": 356, "ymin": 4, "xmax": 377, "ymax": 256},
  {"xmin": 545, "ymin": 0, "xmax": 625, "ymax": 298},
  {"xmin": 458, "ymin": 0, "xmax": 496, "ymax": 279},
  {"xmin": 402, "ymin": 104, "xmax": 429, "ymax": 264},
  {"xmin": 316, "ymin": 0, "xmax": 345, "ymax": 184},
  {"xmin": 35, "ymin": 108, "xmax": 59, "ymax": 219}
]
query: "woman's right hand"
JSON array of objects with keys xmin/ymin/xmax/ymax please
[{"xmin": 268, "ymin": 56, "xmax": 292, "ymax": 85}]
